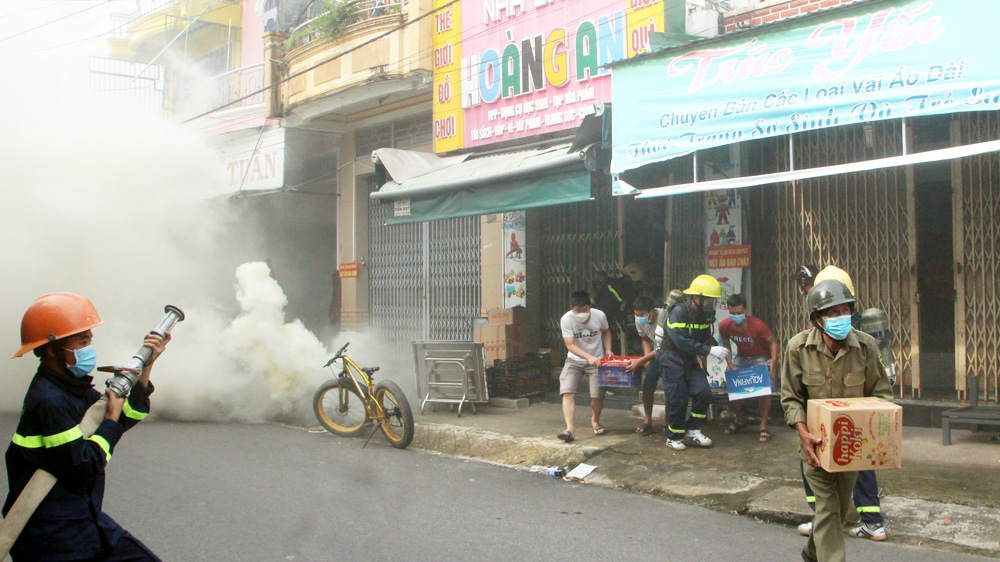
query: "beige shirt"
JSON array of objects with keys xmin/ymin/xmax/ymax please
[{"xmin": 780, "ymin": 327, "xmax": 893, "ymax": 428}]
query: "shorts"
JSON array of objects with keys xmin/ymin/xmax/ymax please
[
  {"xmin": 733, "ymin": 354, "xmax": 777, "ymax": 394},
  {"xmin": 558, "ymin": 360, "xmax": 607, "ymax": 399}
]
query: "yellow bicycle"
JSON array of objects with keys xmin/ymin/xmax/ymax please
[{"xmin": 312, "ymin": 342, "xmax": 414, "ymax": 449}]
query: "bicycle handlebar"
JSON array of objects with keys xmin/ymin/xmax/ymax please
[{"xmin": 323, "ymin": 342, "xmax": 351, "ymax": 368}]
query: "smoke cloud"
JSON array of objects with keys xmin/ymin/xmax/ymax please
[{"xmin": 0, "ymin": 66, "xmax": 412, "ymax": 426}]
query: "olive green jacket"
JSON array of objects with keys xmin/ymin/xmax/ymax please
[{"xmin": 780, "ymin": 327, "xmax": 893, "ymax": 428}]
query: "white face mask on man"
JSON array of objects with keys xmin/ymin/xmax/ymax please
[{"xmin": 573, "ymin": 312, "xmax": 591, "ymax": 324}]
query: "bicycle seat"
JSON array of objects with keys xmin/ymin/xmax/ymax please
[{"xmin": 362, "ymin": 367, "xmax": 380, "ymax": 375}]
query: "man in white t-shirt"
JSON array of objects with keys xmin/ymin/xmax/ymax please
[
  {"xmin": 626, "ymin": 295, "xmax": 665, "ymax": 435},
  {"xmin": 557, "ymin": 290, "xmax": 612, "ymax": 442}
]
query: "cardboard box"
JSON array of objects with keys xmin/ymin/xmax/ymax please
[
  {"xmin": 487, "ymin": 306, "xmax": 528, "ymax": 326},
  {"xmin": 475, "ymin": 324, "xmax": 530, "ymax": 364},
  {"xmin": 807, "ymin": 397, "xmax": 902, "ymax": 472},
  {"xmin": 724, "ymin": 365, "xmax": 772, "ymax": 401}
]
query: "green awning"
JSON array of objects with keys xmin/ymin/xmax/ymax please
[
  {"xmin": 371, "ymin": 143, "xmax": 593, "ymax": 225},
  {"xmin": 384, "ymin": 167, "xmax": 590, "ymax": 225}
]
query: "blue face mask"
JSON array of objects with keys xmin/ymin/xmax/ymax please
[
  {"xmin": 66, "ymin": 345, "xmax": 97, "ymax": 378},
  {"xmin": 823, "ymin": 315, "xmax": 853, "ymax": 341},
  {"xmin": 635, "ymin": 314, "xmax": 650, "ymax": 326},
  {"xmin": 729, "ymin": 313, "xmax": 746, "ymax": 324}
]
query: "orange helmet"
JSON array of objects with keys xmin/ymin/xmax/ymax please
[{"xmin": 13, "ymin": 293, "xmax": 104, "ymax": 358}]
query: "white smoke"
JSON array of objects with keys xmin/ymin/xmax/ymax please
[
  {"xmin": 152, "ymin": 262, "xmax": 415, "ymax": 425},
  {"xmin": 151, "ymin": 262, "xmax": 328, "ymax": 424},
  {"xmin": 0, "ymin": 28, "xmax": 416, "ymax": 426}
]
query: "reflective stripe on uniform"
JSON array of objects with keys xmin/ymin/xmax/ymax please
[
  {"xmin": 667, "ymin": 425, "xmax": 685, "ymax": 434},
  {"xmin": 123, "ymin": 401, "xmax": 148, "ymax": 421},
  {"xmin": 806, "ymin": 496, "xmax": 816, "ymax": 503},
  {"xmin": 857, "ymin": 506, "xmax": 881, "ymax": 513},
  {"xmin": 12, "ymin": 425, "xmax": 84, "ymax": 449},
  {"xmin": 607, "ymin": 285, "xmax": 622, "ymax": 302},
  {"xmin": 87, "ymin": 435, "xmax": 112, "ymax": 462},
  {"xmin": 666, "ymin": 322, "xmax": 711, "ymax": 330},
  {"xmin": 690, "ymin": 412, "xmax": 707, "ymax": 419}
]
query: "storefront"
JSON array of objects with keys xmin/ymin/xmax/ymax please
[
  {"xmin": 368, "ymin": 0, "xmax": 679, "ymax": 359},
  {"xmin": 210, "ymin": 124, "xmax": 341, "ymax": 339},
  {"xmin": 609, "ymin": 0, "xmax": 1000, "ymax": 401}
]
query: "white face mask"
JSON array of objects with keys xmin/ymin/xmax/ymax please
[{"xmin": 573, "ymin": 312, "xmax": 591, "ymax": 324}]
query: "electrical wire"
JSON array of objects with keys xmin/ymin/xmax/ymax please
[
  {"xmin": 276, "ymin": 0, "xmax": 708, "ymax": 90},
  {"xmin": 35, "ymin": 0, "xmax": 235, "ymax": 52},
  {"xmin": 393, "ymin": 2, "xmax": 721, "ymax": 84},
  {"xmin": 0, "ymin": 0, "xmax": 111, "ymax": 43},
  {"xmin": 0, "ymin": 1, "xmax": 60, "ymax": 20},
  {"xmin": 182, "ymin": 0, "xmax": 462, "ymax": 123}
]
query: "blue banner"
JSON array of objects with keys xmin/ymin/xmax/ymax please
[
  {"xmin": 611, "ymin": 0, "xmax": 1000, "ymax": 173},
  {"xmin": 725, "ymin": 364, "xmax": 772, "ymax": 400}
]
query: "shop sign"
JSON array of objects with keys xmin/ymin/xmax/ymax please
[
  {"xmin": 394, "ymin": 198, "xmax": 411, "ymax": 217},
  {"xmin": 433, "ymin": 0, "xmax": 667, "ymax": 153},
  {"xmin": 707, "ymin": 244, "xmax": 751, "ymax": 268},
  {"xmin": 612, "ymin": 0, "xmax": 999, "ymax": 173},
  {"xmin": 339, "ymin": 262, "xmax": 358, "ymax": 278},
  {"xmin": 220, "ymin": 128, "xmax": 285, "ymax": 191}
]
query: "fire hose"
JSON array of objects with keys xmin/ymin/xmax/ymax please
[{"xmin": 0, "ymin": 305, "xmax": 184, "ymax": 558}]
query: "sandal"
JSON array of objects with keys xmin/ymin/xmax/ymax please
[
  {"xmin": 635, "ymin": 422, "xmax": 654, "ymax": 436},
  {"xmin": 722, "ymin": 421, "xmax": 748, "ymax": 435},
  {"xmin": 759, "ymin": 430, "xmax": 772, "ymax": 443},
  {"xmin": 592, "ymin": 425, "xmax": 606, "ymax": 435},
  {"xmin": 557, "ymin": 430, "xmax": 575, "ymax": 442}
]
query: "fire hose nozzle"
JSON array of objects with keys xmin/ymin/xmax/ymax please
[{"xmin": 105, "ymin": 305, "xmax": 185, "ymax": 398}]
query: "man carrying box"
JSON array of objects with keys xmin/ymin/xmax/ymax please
[
  {"xmin": 557, "ymin": 290, "xmax": 612, "ymax": 443},
  {"xmin": 719, "ymin": 293, "xmax": 779, "ymax": 443},
  {"xmin": 781, "ymin": 279, "xmax": 893, "ymax": 562},
  {"xmin": 627, "ymin": 296, "xmax": 664, "ymax": 436}
]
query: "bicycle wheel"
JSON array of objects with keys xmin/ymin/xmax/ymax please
[
  {"xmin": 313, "ymin": 378, "xmax": 367, "ymax": 437},
  {"xmin": 374, "ymin": 380, "xmax": 414, "ymax": 449}
]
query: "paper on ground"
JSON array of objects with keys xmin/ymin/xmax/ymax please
[{"xmin": 565, "ymin": 463, "xmax": 597, "ymax": 481}]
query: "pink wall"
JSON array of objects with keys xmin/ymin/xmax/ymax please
[{"xmin": 241, "ymin": 0, "xmax": 264, "ymax": 65}]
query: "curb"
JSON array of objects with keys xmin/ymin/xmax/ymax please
[{"xmin": 411, "ymin": 421, "xmax": 1000, "ymax": 559}]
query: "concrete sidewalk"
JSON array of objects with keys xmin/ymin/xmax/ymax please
[{"xmin": 409, "ymin": 400, "xmax": 1000, "ymax": 558}]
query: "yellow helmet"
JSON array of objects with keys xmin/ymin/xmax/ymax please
[
  {"xmin": 622, "ymin": 263, "xmax": 646, "ymax": 283},
  {"xmin": 683, "ymin": 274, "xmax": 722, "ymax": 298},
  {"xmin": 814, "ymin": 266, "xmax": 855, "ymax": 296}
]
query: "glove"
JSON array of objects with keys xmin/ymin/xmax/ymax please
[{"xmin": 709, "ymin": 346, "xmax": 730, "ymax": 360}]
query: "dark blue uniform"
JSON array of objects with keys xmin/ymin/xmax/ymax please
[
  {"xmin": 3, "ymin": 367, "xmax": 154, "ymax": 561},
  {"xmin": 657, "ymin": 299, "xmax": 717, "ymax": 440}
]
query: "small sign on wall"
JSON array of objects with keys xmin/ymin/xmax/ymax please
[
  {"xmin": 339, "ymin": 262, "xmax": 358, "ymax": 278},
  {"xmin": 708, "ymin": 245, "xmax": 752, "ymax": 269},
  {"xmin": 502, "ymin": 211, "xmax": 526, "ymax": 307}
]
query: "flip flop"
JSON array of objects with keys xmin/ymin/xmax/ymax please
[
  {"xmin": 759, "ymin": 430, "xmax": 772, "ymax": 443},
  {"xmin": 635, "ymin": 422, "xmax": 654, "ymax": 436},
  {"xmin": 723, "ymin": 421, "xmax": 748, "ymax": 435},
  {"xmin": 592, "ymin": 425, "xmax": 606, "ymax": 435},
  {"xmin": 557, "ymin": 430, "xmax": 575, "ymax": 442}
]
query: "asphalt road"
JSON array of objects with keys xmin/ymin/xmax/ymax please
[{"xmin": 0, "ymin": 414, "xmax": 990, "ymax": 561}]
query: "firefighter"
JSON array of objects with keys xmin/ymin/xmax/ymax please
[
  {"xmin": 3, "ymin": 293, "xmax": 170, "ymax": 561},
  {"xmin": 659, "ymin": 274, "xmax": 730, "ymax": 450},
  {"xmin": 781, "ymin": 279, "xmax": 892, "ymax": 562}
]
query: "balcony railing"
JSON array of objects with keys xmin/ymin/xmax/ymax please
[
  {"xmin": 179, "ymin": 63, "xmax": 265, "ymax": 118},
  {"xmin": 213, "ymin": 63, "xmax": 266, "ymax": 108},
  {"xmin": 136, "ymin": 0, "xmax": 176, "ymax": 17},
  {"xmin": 287, "ymin": 0, "xmax": 407, "ymax": 49}
]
